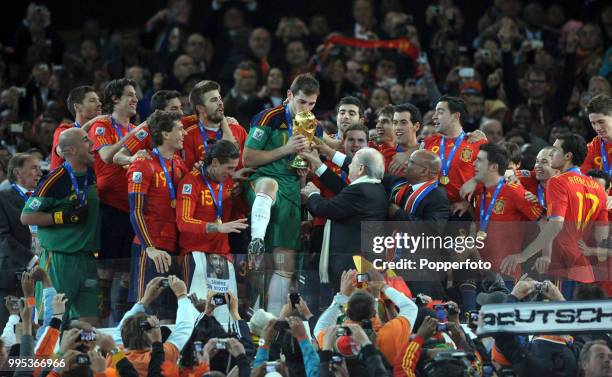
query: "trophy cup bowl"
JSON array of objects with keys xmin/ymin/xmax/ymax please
[{"xmin": 289, "ymin": 111, "xmax": 317, "ymax": 170}]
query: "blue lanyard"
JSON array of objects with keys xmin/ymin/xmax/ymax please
[
  {"xmin": 11, "ymin": 183, "xmax": 28, "ymax": 201},
  {"xmin": 601, "ymin": 140, "xmax": 611, "ymax": 175},
  {"xmin": 152, "ymin": 148, "xmax": 176, "ymax": 204},
  {"xmin": 62, "ymin": 161, "xmax": 88, "ymax": 205},
  {"xmin": 198, "ymin": 119, "xmax": 223, "ymax": 155},
  {"xmin": 201, "ymin": 167, "xmax": 223, "ymax": 221},
  {"xmin": 74, "ymin": 121, "xmax": 81, "ymax": 128},
  {"xmin": 284, "ymin": 105, "xmax": 293, "ymax": 137},
  {"xmin": 110, "ymin": 117, "xmax": 131, "ymax": 139},
  {"xmin": 565, "ymin": 167, "xmax": 581, "ymax": 174},
  {"xmin": 479, "ymin": 178, "xmax": 505, "ymax": 233},
  {"xmin": 440, "ymin": 132, "xmax": 465, "ymax": 177},
  {"xmin": 537, "ymin": 183, "xmax": 546, "ymax": 209},
  {"xmin": 341, "ymin": 170, "xmax": 347, "ymax": 182},
  {"xmin": 396, "ymin": 145, "xmax": 404, "ymax": 152}
]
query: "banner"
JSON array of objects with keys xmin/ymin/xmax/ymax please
[
  {"xmin": 324, "ymin": 35, "xmax": 420, "ymax": 59},
  {"xmin": 477, "ymin": 300, "xmax": 612, "ymax": 336}
]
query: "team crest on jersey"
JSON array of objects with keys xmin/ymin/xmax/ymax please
[
  {"xmin": 29, "ymin": 198, "xmax": 41, "ymax": 210},
  {"xmin": 279, "ymin": 123, "xmax": 287, "ymax": 129},
  {"xmin": 252, "ymin": 128, "xmax": 265, "ymax": 141},
  {"xmin": 460, "ymin": 148, "xmax": 473, "ymax": 162},
  {"xmin": 136, "ymin": 130, "xmax": 148, "ymax": 141},
  {"xmin": 132, "ymin": 172, "xmax": 143, "ymax": 183},
  {"xmin": 95, "ymin": 127, "xmax": 105, "ymax": 136},
  {"xmin": 493, "ymin": 199, "xmax": 505, "ymax": 215},
  {"xmin": 182, "ymin": 184, "xmax": 192, "ymax": 195}
]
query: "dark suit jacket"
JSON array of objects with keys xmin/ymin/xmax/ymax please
[
  {"xmin": 306, "ymin": 180, "xmax": 388, "ymax": 256},
  {"xmin": 382, "ymin": 176, "xmax": 450, "ymax": 224},
  {"xmin": 0, "ymin": 188, "xmax": 33, "ymax": 288}
]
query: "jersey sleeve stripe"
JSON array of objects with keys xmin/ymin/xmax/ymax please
[
  {"xmin": 181, "ymin": 196, "xmax": 204, "ymax": 225},
  {"xmin": 35, "ymin": 168, "xmax": 66, "ymax": 197},
  {"xmin": 258, "ymin": 106, "xmax": 283, "ymax": 127}
]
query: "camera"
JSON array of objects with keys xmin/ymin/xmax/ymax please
[
  {"xmin": 331, "ymin": 355, "xmax": 343, "ymax": 364},
  {"xmin": 15, "ymin": 271, "xmax": 25, "ymax": 281},
  {"xmin": 289, "ymin": 293, "xmax": 300, "ymax": 307},
  {"xmin": 215, "ymin": 339, "xmax": 228, "ymax": 350},
  {"xmin": 212, "ymin": 293, "xmax": 226, "ymax": 306},
  {"xmin": 9, "ymin": 123, "xmax": 23, "ymax": 134},
  {"xmin": 336, "ymin": 326, "xmax": 352, "ymax": 337},
  {"xmin": 468, "ymin": 310, "xmax": 479, "ymax": 323},
  {"xmin": 274, "ymin": 320, "xmax": 290, "ymax": 332},
  {"xmin": 458, "ymin": 67, "xmax": 475, "ymax": 78},
  {"xmin": 193, "ymin": 341, "xmax": 203, "ymax": 353},
  {"xmin": 10, "ymin": 297, "xmax": 22, "ymax": 311},
  {"xmin": 436, "ymin": 323, "xmax": 448, "ymax": 332},
  {"xmin": 361, "ymin": 319, "xmax": 372, "ymax": 330},
  {"xmin": 76, "ymin": 354, "xmax": 90, "ymax": 366},
  {"xmin": 139, "ymin": 320, "xmax": 153, "ymax": 331},
  {"xmin": 80, "ymin": 330, "xmax": 96, "ymax": 341},
  {"xmin": 356, "ymin": 273, "xmax": 369, "ymax": 284},
  {"xmin": 534, "ymin": 281, "xmax": 547, "ymax": 294},
  {"xmin": 266, "ymin": 361, "xmax": 279, "ymax": 373},
  {"xmin": 481, "ymin": 49, "xmax": 491, "ymax": 59},
  {"xmin": 159, "ymin": 278, "xmax": 170, "ymax": 288}
]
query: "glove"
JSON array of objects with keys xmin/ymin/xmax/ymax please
[{"xmin": 52, "ymin": 204, "xmax": 89, "ymax": 225}]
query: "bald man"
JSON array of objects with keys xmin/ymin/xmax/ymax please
[
  {"xmin": 21, "ymin": 127, "xmax": 101, "ymax": 324},
  {"xmin": 386, "ymin": 150, "xmax": 450, "ymax": 224}
]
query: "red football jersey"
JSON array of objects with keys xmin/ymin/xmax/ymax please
[
  {"xmin": 517, "ymin": 170, "xmax": 538, "ymax": 195},
  {"xmin": 128, "ymin": 154, "xmax": 188, "ymax": 252},
  {"xmin": 90, "ymin": 117, "xmax": 147, "ymax": 212},
  {"xmin": 182, "ymin": 120, "xmax": 248, "ymax": 170},
  {"xmin": 368, "ymin": 141, "xmax": 396, "ymax": 172},
  {"xmin": 581, "ymin": 135, "xmax": 612, "ymax": 174},
  {"xmin": 546, "ymin": 170, "xmax": 608, "ymax": 282},
  {"xmin": 310, "ymin": 160, "xmax": 350, "ymax": 227},
  {"xmin": 475, "ymin": 182, "xmax": 543, "ymax": 277},
  {"xmin": 176, "ymin": 169, "xmax": 236, "ymax": 255},
  {"xmin": 50, "ymin": 123, "xmax": 76, "ymax": 170},
  {"xmin": 423, "ymin": 133, "xmax": 487, "ymax": 203}
]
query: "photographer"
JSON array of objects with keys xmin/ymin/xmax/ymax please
[
  {"xmin": 187, "ymin": 337, "xmax": 250, "ymax": 377},
  {"xmin": 254, "ymin": 317, "xmax": 319, "ymax": 377},
  {"xmin": 318, "ymin": 323, "xmax": 389, "ymax": 377},
  {"xmin": 179, "ymin": 290, "xmax": 255, "ymax": 375},
  {"xmin": 491, "ymin": 279, "xmax": 581, "ymax": 377},
  {"xmin": 111, "ymin": 276, "xmax": 198, "ymax": 376}
]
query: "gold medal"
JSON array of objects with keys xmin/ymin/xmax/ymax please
[
  {"xmin": 171, "ymin": 199, "xmax": 176, "ymax": 208},
  {"xmin": 216, "ymin": 217, "xmax": 223, "ymax": 224},
  {"xmin": 440, "ymin": 176, "xmax": 450, "ymax": 185},
  {"xmin": 476, "ymin": 230, "xmax": 487, "ymax": 240}
]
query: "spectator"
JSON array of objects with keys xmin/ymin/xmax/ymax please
[
  {"xmin": 184, "ymin": 33, "xmax": 211, "ymax": 75},
  {"xmin": 12, "ymin": 3, "xmax": 65, "ymax": 67},
  {"xmin": 579, "ymin": 340, "xmax": 612, "ymax": 377},
  {"xmin": 19, "ymin": 62, "xmax": 55, "ymax": 122},
  {"xmin": 284, "ymin": 39, "xmax": 311, "ymax": 84},
  {"xmin": 481, "ymin": 118, "xmax": 504, "ymax": 144},
  {"xmin": 169, "ymin": 54, "xmax": 196, "ymax": 92},
  {"xmin": 224, "ymin": 61, "xmax": 259, "ymax": 126},
  {"xmin": 318, "ymin": 56, "xmax": 362, "ymax": 115}
]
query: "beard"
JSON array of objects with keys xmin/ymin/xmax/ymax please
[{"xmin": 207, "ymin": 110, "xmax": 224, "ymax": 123}]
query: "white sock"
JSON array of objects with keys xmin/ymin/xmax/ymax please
[
  {"xmin": 267, "ymin": 272, "xmax": 290, "ymax": 316},
  {"xmin": 251, "ymin": 193, "xmax": 273, "ymax": 240}
]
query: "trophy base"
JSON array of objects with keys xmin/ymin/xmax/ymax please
[{"xmin": 289, "ymin": 156, "xmax": 309, "ymax": 170}]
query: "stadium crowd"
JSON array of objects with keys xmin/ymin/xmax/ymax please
[{"xmin": 1, "ymin": 0, "xmax": 612, "ymax": 376}]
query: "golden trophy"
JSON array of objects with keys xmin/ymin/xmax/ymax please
[{"xmin": 289, "ymin": 111, "xmax": 318, "ymax": 169}]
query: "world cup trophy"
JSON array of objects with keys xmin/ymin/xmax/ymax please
[{"xmin": 289, "ymin": 111, "xmax": 318, "ymax": 169}]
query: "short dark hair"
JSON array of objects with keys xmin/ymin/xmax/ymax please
[
  {"xmin": 526, "ymin": 66, "xmax": 550, "ymax": 82},
  {"xmin": 344, "ymin": 124, "xmax": 369, "ymax": 139},
  {"xmin": 586, "ymin": 95, "xmax": 612, "ymax": 116},
  {"xmin": 337, "ymin": 96, "xmax": 364, "ymax": 117},
  {"xmin": 438, "ymin": 95, "xmax": 467, "ymax": 124},
  {"xmin": 573, "ymin": 283, "xmax": 607, "ymax": 300},
  {"xmin": 189, "ymin": 80, "xmax": 220, "ymax": 110},
  {"xmin": 394, "ymin": 103, "xmax": 422, "ymax": 125},
  {"xmin": 557, "ymin": 133, "xmax": 588, "ymax": 166},
  {"xmin": 102, "ymin": 78, "xmax": 137, "ymax": 114},
  {"xmin": 346, "ymin": 291, "xmax": 375, "ymax": 322},
  {"xmin": 289, "ymin": 73, "xmax": 320, "ymax": 96},
  {"xmin": 204, "ymin": 140, "xmax": 240, "ymax": 166},
  {"xmin": 66, "ymin": 86, "xmax": 96, "ymax": 117},
  {"xmin": 150, "ymin": 90, "xmax": 181, "ymax": 112},
  {"xmin": 499, "ymin": 141, "xmax": 521, "ymax": 166},
  {"xmin": 148, "ymin": 111, "xmax": 181, "ymax": 146},
  {"xmin": 504, "ymin": 128, "xmax": 531, "ymax": 144},
  {"xmin": 480, "ymin": 143, "xmax": 509, "ymax": 175},
  {"xmin": 378, "ymin": 104, "xmax": 395, "ymax": 120},
  {"xmin": 7, "ymin": 153, "xmax": 34, "ymax": 183},
  {"xmin": 586, "ymin": 169, "xmax": 611, "ymax": 190},
  {"xmin": 580, "ymin": 340, "xmax": 610, "ymax": 369},
  {"xmin": 120, "ymin": 313, "xmax": 151, "ymax": 350}
]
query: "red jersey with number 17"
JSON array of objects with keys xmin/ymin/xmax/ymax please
[
  {"xmin": 423, "ymin": 133, "xmax": 487, "ymax": 203},
  {"xmin": 128, "ymin": 155, "xmax": 188, "ymax": 252},
  {"xmin": 546, "ymin": 170, "xmax": 608, "ymax": 282}
]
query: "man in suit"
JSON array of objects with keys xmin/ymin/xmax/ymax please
[
  {"xmin": 0, "ymin": 153, "xmax": 42, "ymax": 324},
  {"xmin": 301, "ymin": 147, "xmax": 388, "ymax": 292},
  {"xmin": 386, "ymin": 149, "xmax": 450, "ymax": 226}
]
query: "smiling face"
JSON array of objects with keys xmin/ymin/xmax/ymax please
[
  {"xmin": 589, "ymin": 112, "xmax": 612, "ymax": 142},
  {"xmin": 210, "ymin": 157, "xmax": 239, "ymax": 182},
  {"xmin": 343, "ymin": 129, "xmax": 368, "ymax": 158},
  {"xmin": 393, "ymin": 111, "xmax": 420, "ymax": 145},
  {"xmin": 114, "ymin": 85, "xmax": 138, "ymax": 118},
  {"xmin": 163, "ymin": 120, "xmax": 187, "ymax": 150},
  {"xmin": 534, "ymin": 148, "xmax": 556, "ymax": 181},
  {"xmin": 337, "ymin": 104, "xmax": 361, "ymax": 134},
  {"xmin": 432, "ymin": 101, "xmax": 454, "ymax": 135}
]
